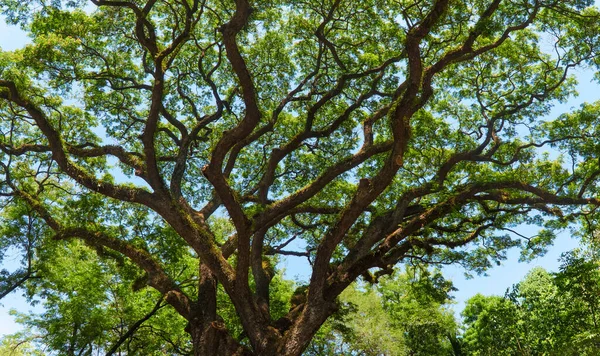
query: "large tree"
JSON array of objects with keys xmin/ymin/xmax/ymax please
[{"xmin": 1, "ymin": 0, "xmax": 600, "ymax": 354}]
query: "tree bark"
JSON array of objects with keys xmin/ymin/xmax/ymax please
[
  {"xmin": 189, "ymin": 320, "xmax": 252, "ymax": 356},
  {"xmin": 187, "ymin": 264, "xmax": 253, "ymax": 355}
]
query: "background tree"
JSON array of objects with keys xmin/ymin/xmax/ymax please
[
  {"xmin": 0, "ymin": 335, "xmax": 43, "ymax": 356},
  {"xmin": 1, "ymin": 0, "xmax": 600, "ymax": 355},
  {"xmin": 462, "ymin": 250, "xmax": 600, "ymax": 355},
  {"xmin": 462, "ymin": 286, "xmax": 535, "ymax": 355},
  {"xmin": 305, "ymin": 267, "xmax": 458, "ymax": 356},
  {"xmin": 13, "ymin": 239, "xmax": 193, "ymax": 355}
]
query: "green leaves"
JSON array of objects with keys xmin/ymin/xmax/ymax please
[
  {"xmin": 2, "ymin": 0, "xmax": 600, "ymax": 354},
  {"xmin": 464, "ymin": 251, "xmax": 600, "ymax": 355},
  {"xmin": 11, "ymin": 239, "xmax": 191, "ymax": 355},
  {"xmin": 308, "ymin": 267, "xmax": 458, "ymax": 356}
]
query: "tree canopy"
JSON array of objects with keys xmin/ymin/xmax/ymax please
[{"xmin": 2, "ymin": 0, "xmax": 600, "ymax": 354}]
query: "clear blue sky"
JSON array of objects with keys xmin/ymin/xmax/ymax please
[{"xmin": 0, "ymin": 12, "xmax": 599, "ymax": 337}]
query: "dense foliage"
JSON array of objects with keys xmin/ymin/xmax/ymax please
[
  {"xmin": 2, "ymin": 0, "xmax": 600, "ymax": 354},
  {"xmin": 462, "ymin": 250, "xmax": 600, "ymax": 355},
  {"xmin": 306, "ymin": 267, "xmax": 458, "ymax": 356}
]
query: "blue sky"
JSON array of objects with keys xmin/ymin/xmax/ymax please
[
  {"xmin": 0, "ymin": 11, "xmax": 599, "ymax": 336},
  {"xmin": 0, "ymin": 18, "xmax": 39, "ymax": 336}
]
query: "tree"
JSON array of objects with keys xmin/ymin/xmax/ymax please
[
  {"xmin": 11, "ymin": 239, "xmax": 193, "ymax": 355},
  {"xmin": 1, "ymin": 0, "xmax": 600, "ymax": 354},
  {"xmin": 462, "ymin": 251, "xmax": 600, "ymax": 355},
  {"xmin": 305, "ymin": 267, "xmax": 458, "ymax": 356},
  {"xmin": 553, "ymin": 250, "xmax": 600, "ymax": 353},
  {"xmin": 462, "ymin": 294, "xmax": 522, "ymax": 355},
  {"xmin": 0, "ymin": 335, "xmax": 44, "ymax": 356}
]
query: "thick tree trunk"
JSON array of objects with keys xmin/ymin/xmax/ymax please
[
  {"xmin": 189, "ymin": 320, "xmax": 252, "ymax": 356},
  {"xmin": 186, "ymin": 300, "xmax": 329, "ymax": 356},
  {"xmin": 187, "ymin": 264, "xmax": 334, "ymax": 356},
  {"xmin": 275, "ymin": 300, "xmax": 338, "ymax": 356},
  {"xmin": 188, "ymin": 263, "xmax": 253, "ymax": 355},
  {"xmin": 186, "ymin": 303, "xmax": 333, "ymax": 356}
]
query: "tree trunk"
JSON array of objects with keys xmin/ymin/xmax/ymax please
[
  {"xmin": 275, "ymin": 300, "xmax": 338, "ymax": 356},
  {"xmin": 187, "ymin": 263, "xmax": 253, "ymax": 355},
  {"xmin": 189, "ymin": 320, "xmax": 252, "ymax": 356},
  {"xmin": 186, "ymin": 304, "xmax": 335, "ymax": 356},
  {"xmin": 188, "ymin": 264, "xmax": 334, "ymax": 356}
]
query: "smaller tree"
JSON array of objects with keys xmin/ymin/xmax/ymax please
[
  {"xmin": 306, "ymin": 267, "xmax": 458, "ymax": 356},
  {"xmin": 7, "ymin": 239, "xmax": 192, "ymax": 355},
  {"xmin": 553, "ymin": 251, "xmax": 600, "ymax": 351},
  {"xmin": 462, "ymin": 294, "xmax": 523, "ymax": 355},
  {"xmin": 0, "ymin": 335, "xmax": 43, "ymax": 356},
  {"xmin": 463, "ymin": 250, "xmax": 600, "ymax": 355}
]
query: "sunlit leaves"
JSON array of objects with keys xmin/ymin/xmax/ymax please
[{"xmin": 464, "ymin": 252, "xmax": 600, "ymax": 355}]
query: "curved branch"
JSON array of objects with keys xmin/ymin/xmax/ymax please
[
  {"xmin": 8, "ymin": 183, "xmax": 193, "ymax": 319},
  {"xmin": 105, "ymin": 296, "xmax": 167, "ymax": 356},
  {"xmin": 0, "ymin": 81, "xmax": 157, "ymax": 208}
]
